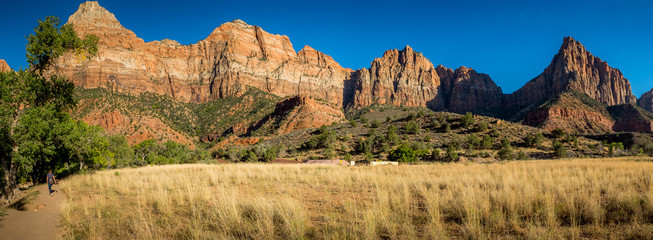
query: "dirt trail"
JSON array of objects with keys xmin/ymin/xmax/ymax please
[{"xmin": 0, "ymin": 184, "xmax": 64, "ymax": 240}]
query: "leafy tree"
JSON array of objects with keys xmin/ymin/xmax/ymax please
[
  {"xmin": 553, "ymin": 140, "xmax": 567, "ymax": 158},
  {"xmin": 534, "ymin": 133, "xmax": 544, "ymax": 148},
  {"xmin": 475, "ymin": 122, "xmax": 488, "ymax": 132},
  {"xmin": 497, "ymin": 138, "xmax": 514, "ymax": 160},
  {"xmin": 481, "ymin": 135, "xmax": 494, "ymax": 150},
  {"xmin": 460, "ymin": 112, "xmax": 474, "ymax": 128},
  {"xmin": 1, "ymin": 16, "xmax": 97, "ymax": 200},
  {"xmin": 444, "ymin": 145, "xmax": 458, "ymax": 162},
  {"xmin": 405, "ymin": 121, "xmax": 420, "ymax": 134},
  {"xmin": 385, "ymin": 125, "xmax": 400, "ymax": 146},
  {"xmin": 108, "ymin": 134, "xmax": 134, "ymax": 167},
  {"xmin": 388, "ymin": 144, "xmax": 416, "ymax": 162}
]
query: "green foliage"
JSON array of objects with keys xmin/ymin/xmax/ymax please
[
  {"xmin": 303, "ymin": 126, "xmax": 336, "ymax": 150},
  {"xmin": 370, "ymin": 119, "xmax": 381, "ymax": 128},
  {"xmin": 467, "ymin": 135, "xmax": 481, "ymax": 150},
  {"xmin": 356, "ymin": 137, "xmax": 372, "ymax": 154},
  {"xmin": 460, "ymin": 112, "xmax": 474, "ymax": 128},
  {"xmin": 388, "ymin": 144, "xmax": 416, "ymax": 162},
  {"xmin": 607, "ymin": 142, "xmax": 624, "ymax": 157},
  {"xmin": 385, "ymin": 125, "xmax": 400, "ymax": 146},
  {"xmin": 26, "ymin": 16, "xmax": 98, "ymax": 74},
  {"xmin": 444, "ymin": 145, "xmax": 458, "ymax": 162},
  {"xmin": 475, "ymin": 122, "xmax": 488, "ymax": 132},
  {"xmin": 551, "ymin": 129, "xmax": 566, "ymax": 139},
  {"xmin": 443, "ymin": 123, "xmax": 451, "ymax": 133},
  {"xmin": 349, "ymin": 119, "xmax": 357, "ymax": 127},
  {"xmin": 405, "ymin": 121, "xmax": 420, "ymax": 134},
  {"xmin": 497, "ymin": 138, "xmax": 514, "ymax": 160},
  {"xmin": 534, "ymin": 133, "xmax": 544, "ymax": 148},
  {"xmin": 517, "ymin": 151, "xmax": 528, "ymax": 160},
  {"xmin": 108, "ymin": 135, "xmax": 134, "ymax": 168},
  {"xmin": 553, "ymin": 140, "xmax": 567, "ymax": 158},
  {"xmin": 481, "ymin": 135, "xmax": 494, "ymax": 150},
  {"xmin": 262, "ymin": 145, "xmax": 282, "ymax": 162}
]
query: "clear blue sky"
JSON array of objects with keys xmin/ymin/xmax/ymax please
[{"xmin": 1, "ymin": 0, "xmax": 652, "ymax": 96}]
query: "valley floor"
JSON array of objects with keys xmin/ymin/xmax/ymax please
[
  {"xmin": 0, "ymin": 184, "xmax": 64, "ymax": 240},
  {"xmin": 57, "ymin": 157, "xmax": 653, "ymax": 239}
]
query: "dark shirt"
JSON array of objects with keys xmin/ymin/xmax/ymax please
[{"xmin": 47, "ymin": 173, "xmax": 54, "ymax": 184}]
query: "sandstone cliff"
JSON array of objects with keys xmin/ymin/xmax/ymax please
[
  {"xmin": 638, "ymin": 89, "xmax": 653, "ymax": 113},
  {"xmin": 0, "ymin": 59, "xmax": 11, "ymax": 72},
  {"xmin": 349, "ymin": 46, "xmax": 443, "ymax": 109},
  {"xmin": 436, "ymin": 65, "xmax": 503, "ymax": 113},
  {"xmin": 53, "ymin": 1, "xmax": 352, "ymax": 106},
  {"xmin": 507, "ymin": 37, "xmax": 636, "ymax": 110},
  {"xmin": 250, "ymin": 95, "xmax": 345, "ymax": 135}
]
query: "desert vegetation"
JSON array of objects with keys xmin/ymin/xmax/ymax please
[{"xmin": 60, "ymin": 158, "xmax": 653, "ymax": 239}]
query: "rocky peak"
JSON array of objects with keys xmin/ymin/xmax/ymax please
[
  {"xmin": 0, "ymin": 59, "xmax": 11, "ymax": 72},
  {"xmin": 67, "ymin": 1, "xmax": 123, "ymax": 29},
  {"xmin": 441, "ymin": 66, "xmax": 503, "ymax": 113},
  {"xmin": 297, "ymin": 45, "xmax": 343, "ymax": 69},
  {"xmin": 638, "ymin": 88, "xmax": 653, "ymax": 113},
  {"xmin": 507, "ymin": 36, "xmax": 636, "ymax": 109}
]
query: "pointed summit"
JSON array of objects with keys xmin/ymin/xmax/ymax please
[
  {"xmin": 507, "ymin": 37, "xmax": 636, "ymax": 109},
  {"xmin": 67, "ymin": 1, "xmax": 124, "ymax": 29},
  {"xmin": 0, "ymin": 59, "xmax": 11, "ymax": 72}
]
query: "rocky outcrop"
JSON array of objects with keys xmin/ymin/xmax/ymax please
[
  {"xmin": 522, "ymin": 91, "xmax": 614, "ymax": 134},
  {"xmin": 638, "ymin": 89, "xmax": 653, "ymax": 113},
  {"xmin": 250, "ymin": 95, "xmax": 345, "ymax": 135},
  {"xmin": 437, "ymin": 65, "xmax": 503, "ymax": 113},
  {"xmin": 0, "ymin": 59, "xmax": 11, "ymax": 72},
  {"xmin": 608, "ymin": 104, "xmax": 653, "ymax": 133},
  {"xmin": 349, "ymin": 46, "xmax": 443, "ymax": 109},
  {"xmin": 507, "ymin": 37, "xmax": 636, "ymax": 109},
  {"xmin": 53, "ymin": 1, "xmax": 352, "ymax": 106}
]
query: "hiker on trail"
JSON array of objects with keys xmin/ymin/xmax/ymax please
[{"xmin": 46, "ymin": 170, "xmax": 56, "ymax": 196}]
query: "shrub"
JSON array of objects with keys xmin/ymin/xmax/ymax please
[
  {"xmin": 475, "ymin": 122, "xmax": 488, "ymax": 132},
  {"xmin": 551, "ymin": 129, "xmax": 566, "ymax": 139},
  {"xmin": 385, "ymin": 116, "xmax": 391, "ymax": 123},
  {"xmin": 608, "ymin": 142, "xmax": 624, "ymax": 156},
  {"xmin": 443, "ymin": 123, "xmax": 451, "ymax": 133},
  {"xmin": 444, "ymin": 145, "xmax": 458, "ymax": 162},
  {"xmin": 417, "ymin": 110, "xmax": 426, "ymax": 118},
  {"xmin": 302, "ymin": 127, "xmax": 337, "ymax": 150},
  {"xmin": 349, "ymin": 119, "xmax": 357, "ymax": 127},
  {"xmin": 386, "ymin": 126, "xmax": 400, "ymax": 146},
  {"xmin": 460, "ymin": 112, "xmax": 474, "ymax": 128},
  {"xmin": 356, "ymin": 137, "xmax": 372, "ymax": 154},
  {"xmin": 241, "ymin": 149, "xmax": 258, "ymax": 162},
  {"xmin": 370, "ymin": 119, "xmax": 381, "ymax": 128},
  {"xmin": 553, "ymin": 140, "xmax": 567, "ymax": 158},
  {"xmin": 423, "ymin": 135, "xmax": 431, "ymax": 143},
  {"xmin": 405, "ymin": 121, "xmax": 420, "ymax": 134},
  {"xmin": 534, "ymin": 133, "xmax": 544, "ymax": 148},
  {"xmin": 481, "ymin": 135, "xmax": 494, "ymax": 150},
  {"xmin": 467, "ymin": 135, "xmax": 481, "ymax": 150},
  {"xmin": 524, "ymin": 133, "xmax": 535, "ymax": 147},
  {"xmin": 497, "ymin": 139, "xmax": 514, "ymax": 160},
  {"xmin": 408, "ymin": 113, "xmax": 417, "ymax": 120},
  {"xmin": 517, "ymin": 150, "xmax": 528, "ymax": 160},
  {"xmin": 262, "ymin": 145, "xmax": 282, "ymax": 162},
  {"xmin": 360, "ymin": 117, "xmax": 368, "ymax": 125}
]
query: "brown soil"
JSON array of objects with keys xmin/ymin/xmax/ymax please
[{"xmin": 0, "ymin": 184, "xmax": 64, "ymax": 240}]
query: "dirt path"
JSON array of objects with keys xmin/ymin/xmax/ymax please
[{"xmin": 0, "ymin": 183, "xmax": 64, "ymax": 240}]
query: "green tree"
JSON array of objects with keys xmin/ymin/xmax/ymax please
[
  {"xmin": 1, "ymin": 16, "xmax": 97, "ymax": 200},
  {"xmin": 388, "ymin": 144, "xmax": 416, "ymax": 162},
  {"xmin": 460, "ymin": 112, "xmax": 474, "ymax": 128},
  {"xmin": 405, "ymin": 121, "xmax": 420, "ymax": 134},
  {"xmin": 497, "ymin": 138, "xmax": 514, "ymax": 160},
  {"xmin": 553, "ymin": 140, "xmax": 567, "ymax": 158},
  {"xmin": 108, "ymin": 134, "xmax": 134, "ymax": 167}
]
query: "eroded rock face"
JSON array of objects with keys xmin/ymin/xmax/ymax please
[
  {"xmin": 638, "ymin": 89, "xmax": 653, "ymax": 113},
  {"xmin": 507, "ymin": 37, "xmax": 636, "ymax": 109},
  {"xmin": 253, "ymin": 95, "xmax": 345, "ymax": 135},
  {"xmin": 437, "ymin": 65, "xmax": 503, "ymax": 113},
  {"xmin": 53, "ymin": 1, "xmax": 352, "ymax": 106},
  {"xmin": 349, "ymin": 46, "xmax": 444, "ymax": 109},
  {"xmin": 0, "ymin": 59, "xmax": 11, "ymax": 72},
  {"xmin": 523, "ymin": 107, "xmax": 614, "ymax": 134}
]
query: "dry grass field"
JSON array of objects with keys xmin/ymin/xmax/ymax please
[{"xmin": 60, "ymin": 158, "xmax": 653, "ymax": 239}]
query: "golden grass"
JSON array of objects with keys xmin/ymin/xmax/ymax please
[{"xmin": 60, "ymin": 157, "xmax": 653, "ymax": 239}]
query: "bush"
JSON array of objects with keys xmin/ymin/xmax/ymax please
[
  {"xmin": 443, "ymin": 123, "xmax": 451, "ymax": 133},
  {"xmin": 481, "ymin": 135, "xmax": 494, "ymax": 150},
  {"xmin": 475, "ymin": 122, "xmax": 488, "ymax": 132},
  {"xmin": 524, "ymin": 133, "xmax": 535, "ymax": 147},
  {"xmin": 349, "ymin": 119, "xmax": 357, "ymax": 127},
  {"xmin": 553, "ymin": 140, "xmax": 567, "ymax": 158},
  {"xmin": 608, "ymin": 142, "xmax": 624, "ymax": 156},
  {"xmin": 551, "ymin": 129, "xmax": 566, "ymax": 139},
  {"xmin": 423, "ymin": 135, "xmax": 431, "ymax": 143},
  {"xmin": 356, "ymin": 137, "xmax": 372, "ymax": 154},
  {"xmin": 386, "ymin": 126, "xmax": 400, "ymax": 146},
  {"xmin": 405, "ymin": 121, "xmax": 420, "ymax": 134},
  {"xmin": 460, "ymin": 112, "xmax": 474, "ymax": 128},
  {"xmin": 444, "ymin": 145, "xmax": 458, "ymax": 162},
  {"xmin": 497, "ymin": 139, "xmax": 514, "ymax": 160},
  {"xmin": 517, "ymin": 150, "xmax": 528, "ymax": 160},
  {"xmin": 302, "ymin": 127, "xmax": 336, "ymax": 149},
  {"xmin": 370, "ymin": 119, "xmax": 381, "ymax": 128},
  {"xmin": 534, "ymin": 133, "xmax": 544, "ymax": 148},
  {"xmin": 360, "ymin": 117, "xmax": 368, "ymax": 125},
  {"xmin": 262, "ymin": 145, "xmax": 282, "ymax": 162},
  {"xmin": 467, "ymin": 135, "xmax": 481, "ymax": 150}
]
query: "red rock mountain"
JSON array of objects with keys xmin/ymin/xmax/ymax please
[
  {"xmin": 53, "ymin": 1, "xmax": 352, "ymax": 106},
  {"xmin": 348, "ymin": 46, "xmax": 503, "ymax": 113},
  {"xmin": 507, "ymin": 37, "xmax": 636, "ymax": 109},
  {"xmin": 0, "ymin": 59, "xmax": 11, "ymax": 72},
  {"xmin": 638, "ymin": 89, "xmax": 653, "ymax": 113}
]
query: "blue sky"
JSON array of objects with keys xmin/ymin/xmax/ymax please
[{"xmin": 1, "ymin": 0, "xmax": 651, "ymax": 96}]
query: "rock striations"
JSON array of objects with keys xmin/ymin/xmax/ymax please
[
  {"xmin": 53, "ymin": 1, "xmax": 650, "ymax": 136},
  {"xmin": 53, "ymin": 1, "xmax": 352, "ymax": 106},
  {"xmin": 638, "ymin": 89, "xmax": 653, "ymax": 113},
  {"xmin": 0, "ymin": 59, "xmax": 11, "ymax": 72},
  {"xmin": 507, "ymin": 37, "xmax": 636, "ymax": 110}
]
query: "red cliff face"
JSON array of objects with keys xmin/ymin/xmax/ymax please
[
  {"xmin": 0, "ymin": 59, "xmax": 11, "ymax": 72},
  {"xmin": 349, "ymin": 46, "xmax": 444, "ymax": 109},
  {"xmin": 507, "ymin": 37, "xmax": 636, "ymax": 109},
  {"xmin": 437, "ymin": 65, "xmax": 503, "ymax": 113},
  {"xmin": 638, "ymin": 89, "xmax": 653, "ymax": 113},
  {"xmin": 252, "ymin": 95, "xmax": 345, "ymax": 135},
  {"xmin": 52, "ymin": 1, "xmax": 352, "ymax": 105}
]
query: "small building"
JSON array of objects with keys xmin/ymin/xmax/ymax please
[{"xmin": 305, "ymin": 159, "xmax": 350, "ymax": 166}]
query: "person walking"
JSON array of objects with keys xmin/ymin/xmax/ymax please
[{"xmin": 46, "ymin": 170, "xmax": 56, "ymax": 196}]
